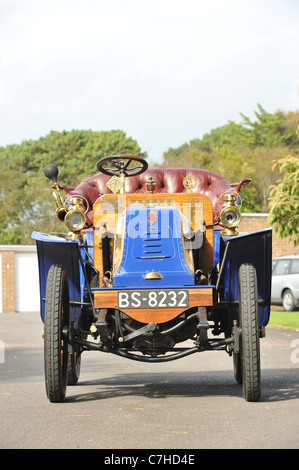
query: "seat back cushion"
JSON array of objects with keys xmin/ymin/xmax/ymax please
[{"xmin": 72, "ymin": 167, "xmax": 232, "ymax": 225}]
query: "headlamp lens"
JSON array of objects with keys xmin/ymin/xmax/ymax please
[
  {"xmin": 65, "ymin": 210, "xmax": 86, "ymax": 231},
  {"xmin": 220, "ymin": 206, "xmax": 241, "ymax": 228}
]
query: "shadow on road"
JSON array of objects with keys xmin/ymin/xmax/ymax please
[{"xmin": 64, "ymin": 368, "xmax": 299, "ymax": 404}]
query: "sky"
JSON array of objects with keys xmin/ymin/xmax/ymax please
[{"xmin": 0, "ymin": 0, "xmax": 298, "ymax": 164}]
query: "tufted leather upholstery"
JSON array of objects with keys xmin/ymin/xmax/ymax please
[{"xmin": 68, "ymin": 167, "xmax": 239, "ymax": 226}]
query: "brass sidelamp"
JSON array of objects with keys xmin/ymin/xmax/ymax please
[{"xmin": 220, "ymin": 192, "xmax": 242, "ymax": 236}]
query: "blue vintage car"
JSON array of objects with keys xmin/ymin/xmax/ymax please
[{"xmin": 32, "ymin": 155, "xmax": 272, "ymax": 402}]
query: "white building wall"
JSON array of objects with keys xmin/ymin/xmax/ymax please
[
  {"xmin": 15, "ymin": 251, "xmax": 40, "ymax": 312},
  {"xmin": 0, "ymin": 245, "xmax": 40, "ymax": 313}
]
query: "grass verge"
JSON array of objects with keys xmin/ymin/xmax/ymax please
[{"xmin": 269, "ymin": 310, "xmax": 299, "ymax": 329}]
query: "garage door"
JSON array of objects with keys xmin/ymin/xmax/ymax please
[{"xmin": 15, "ymin": 252, "xmax": 40, "ymax": 312}]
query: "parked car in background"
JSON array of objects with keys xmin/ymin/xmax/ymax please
[{"xmin": 271, "ymin": 255, "xmax": 299, "ymax": 311}]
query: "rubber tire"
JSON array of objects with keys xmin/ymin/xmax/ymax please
[
  {"xmin": 44, "ymin": 265, "xmax": 69, "ymax": 403},
  {"xmin": 67, "ymin": 351, "xmax": 81, "ymax": 385},
  {"xmin": 233, "ymin": 352, "xmax": 242, "ymax": 384},
  {"xmin": 239, "ymin": 264, "xmax": 261, "ymax": 402}
]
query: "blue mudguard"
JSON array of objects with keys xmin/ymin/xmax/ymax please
[
  {"xmin": 221, "ymin": 229, "xmax": 272, "ymax": 326},
  {"xmin": 31, "ymin": 231, "xmax": 92, "ymax": 326}
]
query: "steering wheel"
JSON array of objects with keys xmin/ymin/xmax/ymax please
[{"xmin": 97, "ymin": 155, "xmax": 148, "ymax": 177}]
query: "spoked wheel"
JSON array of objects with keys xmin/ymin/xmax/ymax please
[
  {"xmin": 238, "ymin": 263, "xmax": 261, "ymax": 402},
  {"xmin": 44, "ymin": 264, "xmax": 69, "ymax": 402}
]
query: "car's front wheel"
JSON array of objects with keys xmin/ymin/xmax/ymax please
[
  {"xmin": 282, "ymin": 289, "xmax": 296, "ymax": 312},
  {"xmin": 44, "ymin": 264, "xmax": 69, "ymax": 402}
]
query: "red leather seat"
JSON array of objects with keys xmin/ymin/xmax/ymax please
[{"xmin": 69, "ymin": 167, "xmax": 246, "ymax": 226}]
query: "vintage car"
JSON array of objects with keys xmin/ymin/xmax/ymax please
[{"xmin": 32, "ymin": 155, "xmax": 272, "ymax": 403}]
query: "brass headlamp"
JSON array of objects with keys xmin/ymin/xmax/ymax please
[
  {"xmin": 220, "ymin": 192, "xmax": 242, "ymax": 236},
  {"xmin": 64, "ymin": 197, "xmax": 86, "ymax": 237}
]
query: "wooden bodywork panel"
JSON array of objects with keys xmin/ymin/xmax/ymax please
[
  {"xmin": 93, "ymin": 193, "xmax": 214, "ymax": 323},
  {"xmin": 94, "ymin": 287, "xmax": 213, "ymax": 323}
]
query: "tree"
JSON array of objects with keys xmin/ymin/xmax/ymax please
[
  {"xmin": 162, "ymin": 105, "xmax": 299, "ymax": 213},
  {"xmin": 0, "ymin": 129, "xmax": 145, "ymax": 244},
  {"xmin": 268, "ymin": 156, "xmax": 299, "ymax": 246},
  {"xmin": 240, "ymin": 104, "xmax": 295, "ymax": 147}
]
